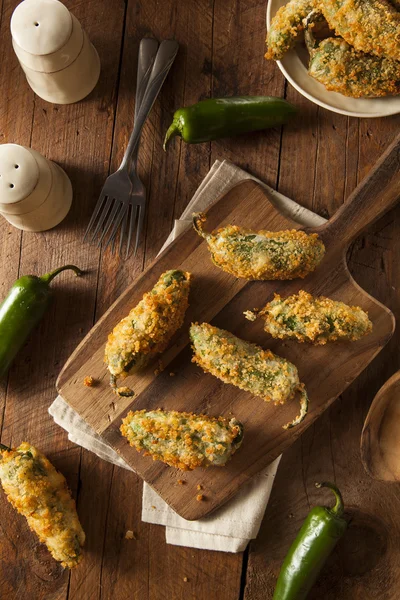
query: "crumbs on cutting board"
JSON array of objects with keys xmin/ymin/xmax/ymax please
[
  {"xmin": 83, "ymin": 376, "xmax": 96, "ymax": 387},
  {"xmin": 196, "ymin": 484, "xmax": 202, "ymax": 491},
  {"xmin": 125, "ymin": 530, "xmax": 136, "ymax": 540},
  {"xmin": 154, "ymin": 360, "xmax": 164, "ymax": 375},
  {"xmin": 183, "ymin": 577, "xmax": 189, "ymax": 583},
  {"xmin": 243, "ymin": 309, "xmax": 258, "ymax": 321},
  {"xmin": 196, "ymin": 494, "xmax": 205, "ymax": 502}
]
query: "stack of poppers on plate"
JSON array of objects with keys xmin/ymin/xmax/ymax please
[{"xmin": 266, "ymin": 0, "xmax": 400, "ymax": 98}]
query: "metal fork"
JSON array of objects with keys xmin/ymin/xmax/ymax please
[
  {"xmin": 84, "ymin": 39, "xmax": 179, "ymax": 258},
  {"xmin": 110, "ymin": 37, "xmax": 158, "ymax": 256}
]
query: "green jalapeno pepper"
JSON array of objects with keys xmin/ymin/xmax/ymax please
[
  {"xmin": 0, "ymin": 265, "xmax": 83, "ymax": 378},
  {"xmin": 163, "ymin": 96, "xmax": 297, "ymax": 149},
  {"xmin": 273, "ymin": 482, "xmax": 348, "ymax": 600}
]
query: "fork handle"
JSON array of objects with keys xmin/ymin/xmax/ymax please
[
  {"xmin": 120, "ymin": 39, "xmax": 179, "ymax": 171},
  {"xmin": 130, "ymin": 38, "xmax": 159, "ymax": 171}
]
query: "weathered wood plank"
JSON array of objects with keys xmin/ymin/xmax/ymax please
[
  {"xmin": 0, "ymin": 0, "xmax": 35, "ymax": 436},
  {"xmin": 0, "ymin": 0, "xmax": 126, "ymax": 598}
]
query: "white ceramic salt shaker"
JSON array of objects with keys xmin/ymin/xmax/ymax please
[
  {"xmin": 11, "ymin": 0, "xmax": 100, "ymax": 104},
  {"xmin": 0, "ymin": 144, "xmax": 73, "ymax": 231}
]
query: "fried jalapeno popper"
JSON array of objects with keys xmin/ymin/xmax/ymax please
[
  {"xmin": 318, "ymin": 0, "xmax": 400, "ymax": 60},
  {"xmin": 0, "ymin": 443, "xmax": 85, "ymax": 568},
  {"xmin": 247, "ymin": 290, "xmax": 372, "ymax": 344},
  {"xmin": 266, "ymin": 0, "xmax": 316, "ymax": 60},
  {"xmin": 121, "ymin": 410, "xmax": 244, "ymax": 470},
  {"xmin": 105, "ymin": 270, "xmax": 191, "ymax": 396},
  {"xmin": 190, "ymin": 323, "xmax": 308, "ymax": 429},
  {"xmin": 193, "ymin": 213, "xmax": 325, "ymax": 281},
  {"xmin": 305, "ymin": 12, "xmax": 400, "ymax": 97}
]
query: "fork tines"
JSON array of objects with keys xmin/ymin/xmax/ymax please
[{"xmin": 83, "ymin": 195, "xmax": 142, "ymax": 259}]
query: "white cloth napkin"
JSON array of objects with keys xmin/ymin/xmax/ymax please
[{"xmin": 49, "ymin": 159, "xmax": 326, "ymax": 553}]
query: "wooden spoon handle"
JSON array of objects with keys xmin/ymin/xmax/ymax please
[{"xmin": 320, "ymin": 132, "xmax": 400, "ymax": 249}]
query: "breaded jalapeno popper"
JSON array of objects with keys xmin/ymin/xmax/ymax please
[
  {"xmin": 105, "ymin": 270, "xmax": 191, "ymax": 396},
  {"xmin": 304, "ymin": 11, "xmax": 400, "ymax": 97},
  {"xmin": 121, "ymin": 410, "xmax": 243, "ymax": 470},
  {"xmin": 318, "ymin": 0, "xmax": 400, "ymax": 60},
  {"xmin": 190, "ymin": 323, "xmax": 308, "ymax": 429},
  {"xmin": 0, "ymin": 443, "xmax": 85, "ymax": 568},
  {"xmin": 266, "ymin": 0, "xmax": 316, "ymax": 60},
  {"xmin": 193, "ymin": 213, "xmax": 325, "ymax": 281},
  {"xmin": 246, "ymin": 290, "xmax": 372, "ymax": 344}
]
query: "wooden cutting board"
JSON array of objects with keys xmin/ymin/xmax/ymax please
[{"xmin": 57, "ymin": 134, "xmax": 400, "ymax": 520}]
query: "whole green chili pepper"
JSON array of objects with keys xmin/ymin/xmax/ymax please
[
  {"xmin": 273, "ymin": 482, "xmax": 348, "ymax": 600},
  {"xmin": 0, "ymin": 265, "xmax": 83, "ymax": 378},
  {"xmin": 163, "ymin": 96, "xmax": 297, "ymax": 149}
]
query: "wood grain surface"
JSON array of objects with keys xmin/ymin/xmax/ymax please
[{"xmin": 1, "ymin": 0, "xmax": 400, "ymax": 598}]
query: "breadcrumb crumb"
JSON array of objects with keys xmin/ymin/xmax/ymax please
[
  {"xmin": 83, "ymin": 376, "xmax": 95, "ymax": 387},
  {"xmin": 154, "ymin": 360, "xmax": 165, "ymax": 376},
  {"xmin": 125, "ymin": 530, "xmax": 136, "ymax": 540},
  {"xmin": 196, "ymin": 494, "xmax": 204, "ymax": 502},
  {"xmin": 243, "ymin": 310, "xmax": 257, "ymax": 322}
]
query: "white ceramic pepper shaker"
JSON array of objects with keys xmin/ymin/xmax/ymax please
[
  {"xmin": 0, "ymin": 144, "xmax": 73, "ymax": 231},
  {"xmin": 11, "ymin": 0, "xmax": 101, "ymax": 104}
]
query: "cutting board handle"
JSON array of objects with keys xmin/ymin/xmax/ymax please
[{"xmin": 321, "ymin": 132, "xmax": 400, "ymax": 249}]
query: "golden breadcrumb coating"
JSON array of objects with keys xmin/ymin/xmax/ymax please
[
  {"xmin": 121, "ymin": 410, "xmax": 243, "ymax": 470},
  {"xmin": 305, "ymin": 13, "xmax": 400, "ymax": 97},
  {"xmin": 249, "ymin": 290, "xmax": 372, "ymax": 344},
  {"xmin": 105, "ymin": 270, "xmax": 191, "ymax": 395},
  {"xmin": 190, "ymin": 322, "xmax": 308, "ymax": 429},
  {"xmin": 193, "ymin": 213, "xmax": 325, "ymax": 281},
  {"xmin": 0, "ymin": 443, "xmax": 85, "ymax": 568},
  {"xmin": 318, "ymin": 0, "xmax": 400, "ymax": 60},
  {"xmin": 266, "ymin": 0, "xmax": 316, "ymax": 60}
]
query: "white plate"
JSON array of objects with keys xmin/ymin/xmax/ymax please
[{"xmin": 266, "ymin": 0, "xmax": 400, "ymax": 117}]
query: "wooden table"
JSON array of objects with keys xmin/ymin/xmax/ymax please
[{"xmin": 1, "ymin": 0, "xmax": 400, "ymax": 598}]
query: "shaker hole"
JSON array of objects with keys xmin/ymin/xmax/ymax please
[
  {"xmin": 14, "ymin": 165, "xmax": 19, "ymax": 169},
  {"xmin": 34, "ymin": 22, "xmax": 39, "ymax": 26},
  {"xmin": 9, "ymin": 184, "xmax": 14, "ymax": 188}
]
